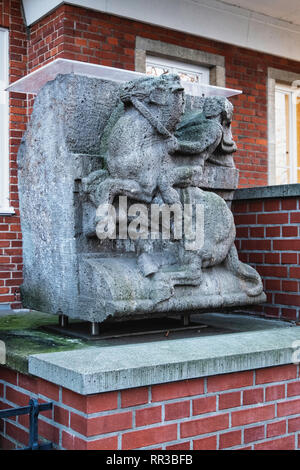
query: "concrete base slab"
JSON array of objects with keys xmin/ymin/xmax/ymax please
[{"xmin": 29, "ymin": 322, "xmax": 300, "ymax": 395}]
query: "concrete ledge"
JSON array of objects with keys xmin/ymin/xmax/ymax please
[
  {"xmin": 234, "ymin": 184, "xmax": 300, "ymax": 201},
  {"xmin": 28, "ymin": 326, "xmax": 300, "ymax": 395}
]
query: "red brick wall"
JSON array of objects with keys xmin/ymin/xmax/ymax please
[
  {"xmin": 1, "ymin": 365, "xmax": 300, "ymax": 450},
  {"xmin": 0, "ymin": 0, "xmax": 27, "ymax": 308},
  {"xmin": 233, "ymin": 196, "xmax": 300, "ymax": 321},
  {"xmin": 1, "ymin": 2, "xmax": 300, "ymax": 307}
]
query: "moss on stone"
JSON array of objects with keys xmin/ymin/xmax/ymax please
[
  {"xmin": 0, "ymin": 311, "xmax": 58, "ymax": 331},
  {"xmin": 0, "ymin": 311, "xmax": 86, "ymax": 374}
]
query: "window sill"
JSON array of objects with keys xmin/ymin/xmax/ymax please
[{"xmin": 0, "ymin": 207, "xmax": 16, "ymax": 216}]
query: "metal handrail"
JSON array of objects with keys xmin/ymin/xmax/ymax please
[{"xmin": 0, "ymin": 398, "xmax": 53, "ymax": 450}]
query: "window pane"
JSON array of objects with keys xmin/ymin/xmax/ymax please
[
  {"xmin": 0, "ymin": 29, "xmax": 9, "ymax": 210},
  {"xmin": 275, "ymin": 90, "xmax": 290, "ymax": 183},
  {"xmin": 276, "ymin": 167, "xmax": 290, "ymax": 185},
  {"xmin": 146, "ymin": 64, "xmax": 170, "ymax": 77},
  {"xmin": 146, "ymin": 56, "xmax": 210, "ymax": 85}
]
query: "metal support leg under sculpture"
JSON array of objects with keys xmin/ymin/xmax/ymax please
[
  {"xmin": 59, "ymin": 314, "xmax": 69, "ymax": 328},
  {"xmin": 91, "ymin": 322, "xmax": 100, "ymax": 336}
]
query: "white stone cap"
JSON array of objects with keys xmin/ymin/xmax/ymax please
[
  {"xmin": 6, "ymin": 58, "xmax": 242, "ymax": 98},
  {"xmin": 28, "ymin": 324, "xmax": 300, "ymax": 395}
]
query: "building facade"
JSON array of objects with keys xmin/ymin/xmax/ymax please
[
  {"xmin": 0, "ymin": 0, "xmax": 300, "ymax": 451},
  {"xmin": 0, "ymin": 0, "xmax": 299, "ymax": 318}
]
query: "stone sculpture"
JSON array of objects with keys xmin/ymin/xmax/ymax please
[
  {"xmin": 18, "ymin": 72, "xmax": 266, "ymax": 329},
  {"xmin": 175, "ymin": 95, "xmax": 237, "ymax": 168}
]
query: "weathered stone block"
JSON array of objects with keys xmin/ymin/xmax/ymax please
[{"xmin": 18, "ymin": 73, "xmax": 266, "ymax": 323}]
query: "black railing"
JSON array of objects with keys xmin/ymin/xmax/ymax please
[{"xmin": 0, "ymin": 398, "xmax": 53, "ymax": 450}]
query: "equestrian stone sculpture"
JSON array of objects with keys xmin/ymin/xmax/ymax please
[{"xmin": 18, "ymin": 72, "xmax": 266, "ymax": 326}]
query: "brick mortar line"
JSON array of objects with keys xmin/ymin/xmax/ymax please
[
  {"xmin": 260, "ymin": 297, "xmax": 300, "ymax": 303},
  {"xmin": 211, "ymin": 428, "xmax": 296, "ymax": 450},
  {"xmin": 1, "ymin": 408, "xmax": 263, "ymax": 445},
  {"xmin": 3, "ymin": 411, "xmax": 122, "ymax": 443},
  {"xmin": 1, "ymin": 377, "xmax": 300, "ymax": 417},
  {"xmin": 1, "ymin": 382, "xmax": 60, "ymax": 405},
  {"xmin": 241, "ymin": 423, "xmax": 245, "ymax": 445},
  {"xmin": 143, "ymin": 431, "xmax": 220, "ymax": 449},
  {"xmin": 238, "ymin": 249, "xmax": 300, "ymax": 253},
  {"xmin": 161, "ymin": 402, "xmax": 166, "ymax": 422},
  {"xmin": 236, "ymin": 247, "xmax": 300, "ymax": 250},
  {"xmin": 36, "ymin": 407, "xmax": 300, "ymax": 442},
  {"xmin": 234, "ymin": 223, "xmax": 299, "ymax": 227},
  {"xmin": 228, "ymin": 413, "xmax": 300, "ymax": 431},
  {"xmin": 58, "ymin": 389, "xmax": 297, "ymax": 419},
  {"xmin": 142, "ymin": 443, "xmax": 171, "ymax": 450},
  {"xmin": 216, "ymin": 430, "xmax": 220, "ymax": 450},
  {"xmin": 284, "ymin": 416, "xmax": 288, "ymax": 435},
  {"xmin": 231, "ymin": 432, "xmax": 297, "ymax": 449},
  {"xmin": 234, "ymin": 218, "xmax": 291, "ymax": 221},
  {"xmin": 1, "ymin": 416, "xmax": 31, "ymax": 435},
  {"xmin": 121, "ymin": 384, "xmax": 299, "ymax": 412},
  {"xmin": 176, "ymin": 421, "xmax": 180, "ymax": 441},
  {"xmin": 117, "ymin": 390, "xmax": 121, "ymax": 409},
  {"xmin": 234, "ymin": 212, "xmax": 300, "ymax": 216},
  {"xmin": 234, "ymin": 204, "xmax": 300, "ymax": 209},
  {"xmin": 189, "ymin": 399, "xmax": 193, "ymax": 420},
  {"xmin": 248, "ymin": 273, "xmax": 300, "ymax": 276},
  {"xmin": 133, "ymin": 429, "xmax": 298, "ymax": 451},
  {"xmin": 0, "ymin": 431, "xmax": 22, "ymax": 449},
  {"xmin": 190, "ymin": 438, "xmax": 193, "ymax": 451},
  {"xmin": 257, "ymin": 300, "xmax": 300, "ymax": 305},
  {"xmin": 262, "ymin": 384, "xmax": 266, "ymax": 402},
  {"xmin": 203, "ymin": 377, "xmax": 207, "ymax": 394},
  {"xmin": 117, "ymin": 432, "xmax": 122, "ymax": 450}
]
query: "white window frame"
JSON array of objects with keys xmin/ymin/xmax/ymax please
[
  {"xmin": 268, "ymin": 67, "xmax": 300, "ymax": 186},
  {"xmin": 146, "ymin": 55, "xmax": 210, "ymax": 85},
  {"xmin": 275, "ymin": 83, "xmax": 300, "ymax": 185},
  {"xmin": 0, "ymin": 28, "xmax": 13, "ymax": 215},
  {"xmin": 135, "ymin": 37, "xmax": 225, "ymax": 87}
]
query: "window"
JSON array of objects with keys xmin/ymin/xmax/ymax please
[
  {"xmin": 146, "ymin": 56, "xmax": 210, "ymax": 85},
  {"xmin": 0, "ymin": 28, "xmax": 11, "ymax": 213},
  {"xmin": 136, "ymin": 37, "xmax": 225, "ymax": 87},
  {"xmin": 274, "ymin": 83, "xmax": 300, "ymax": 185}
]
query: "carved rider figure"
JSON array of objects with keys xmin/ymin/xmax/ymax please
[{"xmin": 82, "ymin": 74, "xmax": 185, "ymax": 210}]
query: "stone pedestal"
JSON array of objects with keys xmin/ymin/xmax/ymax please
[{"xmin": 0, "ymin": 310, "xmax": 299, "ymax": 450}]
